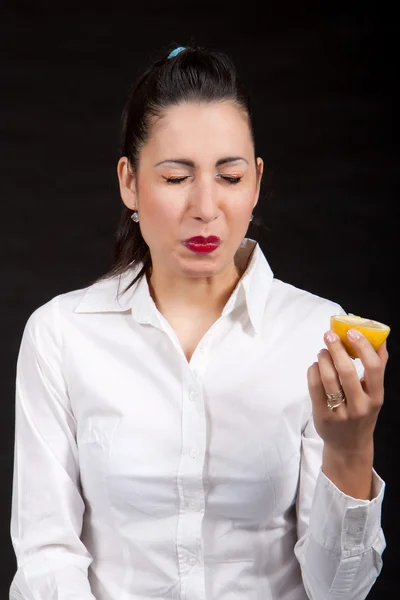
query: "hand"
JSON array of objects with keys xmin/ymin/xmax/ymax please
[{"xmin": 307, "ymin": 328, "xmax": 389, "ymax": 456}]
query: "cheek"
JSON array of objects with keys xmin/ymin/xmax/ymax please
[
  {"xmin": 138, "ymin": 183, "xmax": 182, "ymax": 237},
  {"xmin": 224, "ymin": 190, "xmax": 255, "ymax": 222}
]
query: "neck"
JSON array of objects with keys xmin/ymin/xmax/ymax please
[{"xmin": 148, "ymin": 261, "xmax": 243, "ymax": 318}]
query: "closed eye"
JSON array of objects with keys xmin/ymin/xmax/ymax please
[
  {"xmin": 163, "ymin": 176, "xmax": 243, "ymax": 185},
  {"xmin": 164, "ymin": 176, "xmax": 189, "ymax": 184},
  {"xmin": 220, "ymin": 175, "xmax": 242, "ymax": 184}
]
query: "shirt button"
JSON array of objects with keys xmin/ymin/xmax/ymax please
[
  {"xmin": 189, "ymin": 389, "xmax": 198, "ymax": 402},
  {"xmin": 189, "ymin": 448, "xmax": 199, "ymax": 459},
  {"xmin": 187, "ymin": 556, "xmax": 197, "ymax": 566}
]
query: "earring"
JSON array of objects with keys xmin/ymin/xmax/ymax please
[
  {"xmin": 131, "ymin": 211, "xmax": 139, "ymax": 223},
  {"xmin": 250, "ymin": 214, "xmax": 254, "ymax": 222}
]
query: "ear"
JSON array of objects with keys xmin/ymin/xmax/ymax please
[
  {"xmin": 117, "ymin": 157, "xmax": 137, "ymax": 210},
  {"xmin": 253, "ymin": 157, "xmax": 264, "ymax": 209}
]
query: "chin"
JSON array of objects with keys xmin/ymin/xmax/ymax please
[
  {"xmin": 179, "ymin": 264, "xmax": 219, "ymax": 279},
  {"xmin": 176, "ymin": 255, "xmax": 222, "ymax": 279}
]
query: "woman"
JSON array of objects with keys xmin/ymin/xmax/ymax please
[{"xmin": 10, "ymin": 45, "xmax": 387, "ymax": 600}]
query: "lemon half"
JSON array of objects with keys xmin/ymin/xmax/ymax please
[{"xmin": 330, "ymin": 314, "xmax": 390, "ymax": 359}]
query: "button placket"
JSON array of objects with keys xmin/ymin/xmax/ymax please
[
  {"xmin": 189, "ymin": 388, "xmax": 198, "ymax": 402},
  {"xmin": 176, "ymin": 367, "xmax": 207, "ymax": 585},
  {"xmin": 189, "ymin": 447, "xmax": 199, "ymax": 459}
]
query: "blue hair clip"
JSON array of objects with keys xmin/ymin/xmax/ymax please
[{"xmin": 168, "ymin": 46, "xmax": 185, "ymax": 59}]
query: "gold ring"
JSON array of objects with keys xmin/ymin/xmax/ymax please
[{"xmin": 326, "ymin": 388, "xmax": 346, "ymax": 411}]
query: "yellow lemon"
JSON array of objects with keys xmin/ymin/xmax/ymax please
[{"xmin": 330, "ymin": 314, "xmax": 390, "ymax": 359}]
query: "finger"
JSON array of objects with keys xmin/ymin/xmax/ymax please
[
  {"xmin": 317, "ymin": 349, "xmax": 342, "ymax": 394},
  {"xmin": 307, "ymin": 362, "xmax": 326, "ymax": 417},
  {"xmin": 308, "ymin": 359, "xmax": 342, "ymax": 419},
  {"xmin": 346, "ymin": 329, "xmax": 386, "ymax": 401},
  {"xmin": 377, "ymin": 340, "xmax": 389, "ymax": 366},
  {"xmin": 324, "ymin": 330, "xmax": 364, "ymax": 407},
  {"xmin": 317, "ymin": 348, "xmax": 347, "ymax": 413}
]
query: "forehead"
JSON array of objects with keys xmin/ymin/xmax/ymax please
[{"xmin": 144, "ymin": 101, "xmax": 253, "ymax": 157}]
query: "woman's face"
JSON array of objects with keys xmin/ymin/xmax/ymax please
[{"xmin": 119, "ymin": 101, "xmax": 263, "ymax": 279}]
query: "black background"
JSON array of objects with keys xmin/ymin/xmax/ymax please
[{"xmin": 1, "ymin": 3, "xmax": 397, "ymax": 598}]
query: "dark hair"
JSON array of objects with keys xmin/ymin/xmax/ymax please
[{"xmin": 100, "ymin": 44, "xmax": 259, "ymax": 290}]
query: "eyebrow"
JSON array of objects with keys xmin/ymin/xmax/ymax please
[{"xmin": 154, "ymin": 156, "xmax": 249, "ymax": 168}]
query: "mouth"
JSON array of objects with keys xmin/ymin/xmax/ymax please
[{"xmin": 183, "ymin": 236, "xmax": 221, "ymax": 254}]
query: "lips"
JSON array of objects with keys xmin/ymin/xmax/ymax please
[
  {"xmin": 183, "ymin": 235, "xmax": 221, "ymax": 254},
  {"xmin": 185, "ymin": 236, "xmax": 220, "ymax": 244}
]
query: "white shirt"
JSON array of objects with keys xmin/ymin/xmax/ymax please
[{"xmin": 10, "ymin": 239, "xmax": 386, "ymax": 600}]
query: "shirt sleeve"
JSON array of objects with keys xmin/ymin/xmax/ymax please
[
  {"xmin": 9, "ymin": 297, "xmax": 96, "ymax": 600},
  {"xmin": 294, "ymin": 414, "xmax": 386, "ymax": 600}
]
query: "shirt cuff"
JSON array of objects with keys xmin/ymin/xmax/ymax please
[{"xmin": 309, "ymin": 467, "xmax": 385, "ymax": 557}]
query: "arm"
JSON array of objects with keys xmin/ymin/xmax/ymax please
[
  {"xmin": 294, "ymin": 414, "xmax": 386, "ymax": 600},
  {"xmin": 322, "ymin": 441, "xmax": 374, "ymax": 500},
  {"xmin": 9, "ymin": 297, "xmax": 96, "ymax": 600}
]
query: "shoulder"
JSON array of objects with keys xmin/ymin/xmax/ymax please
[
  {"xmin": 250, "ymin": 242, "xmax": 345, "ymax": 325},
  {"xmin": 22, "ymin": 286, "xmax": 87, "ymax": 351},
  {"xmin": 266, "ymin": 278, "xmax": 346, "ymax": 345},
  {"xmin": 271, "ymin": 277, "xmax": 344, "ymax": 316},
  {"xmin": 22, "ymin": 273, "xmax": 128, "ymax": 346},
  {"xmin": 269, "ymin": 277, "xmax": 364, "ymax": 377}
]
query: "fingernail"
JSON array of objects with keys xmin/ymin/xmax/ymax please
[
  {"xmin": 325, "ymin": 331, "xmax": 338, "ymax": 343},
  {"xmin": 347, "ymin": 328, "xmax": 361, "ymax": 341}
]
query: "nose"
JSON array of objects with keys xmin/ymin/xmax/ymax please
[{"xmin": 189, "ymin": 176, "xmax": 220, "ymax": 223}]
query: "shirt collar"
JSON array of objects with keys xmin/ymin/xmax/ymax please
[
  {"xmin": 221, "ymin": 238, "xmax": 274, "ymax": 334},
  {"xmin": 73, "ymin": 267, "xmax": 144, "ymax": 314},
  {"xmin": 73, "ymin": 238, "xmax": 274, "ymax": 334}
]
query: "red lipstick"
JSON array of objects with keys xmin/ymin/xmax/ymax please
[{"xmin": 183, "ymin": 236, "xmax": 221, "ymax": 254}]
